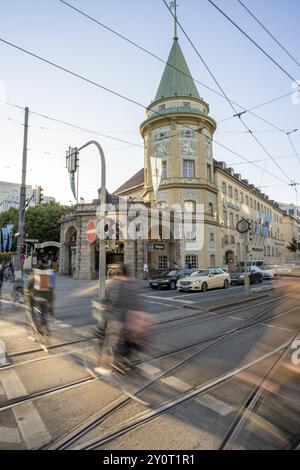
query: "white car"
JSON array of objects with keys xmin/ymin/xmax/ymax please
[
  {"xmin": 261, "ymin": 266, "xmax": 276, "ymax": 280},
  {"xmin": 177, "ymin": 268, "xmax": 231, "ymax": 292}
]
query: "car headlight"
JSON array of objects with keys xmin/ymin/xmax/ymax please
[{"xmin": 239, "ymin": 275, "xmax": 244, "ymax": 279}]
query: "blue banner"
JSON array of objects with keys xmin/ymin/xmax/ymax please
[
  {"xmin": 7, "ymin": 224, "xmax": 13, "ymax": 251},
  {"xmin": 69, "ymin": 172, "xmax": 77, "ymax": 200},
  {"xmin": 2, "ymin": 227, "xmax": 8, "ymax": 251}
]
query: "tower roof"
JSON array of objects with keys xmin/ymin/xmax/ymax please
[{"xmin": 154, "ymin": 38, "xmax": 200, "ymax": 102}]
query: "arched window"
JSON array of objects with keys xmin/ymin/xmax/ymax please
[
  {"xmin": 208, "ymin": 202, "xmax": 214, "ymax": 216},
  {"xmin": 157, "ymin": 201, "xmax": 168, "ymax": 209},
  {"xmin": 210, "ymin": 254, "xmax": 216, "ymax": 267},
  {"xmin": 184, "ymin": 200, "xmax": 196, "ymax": 213}
]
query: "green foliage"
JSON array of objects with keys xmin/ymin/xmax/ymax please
[
  {"xmin": 0, "ymin": 202, "xmax": 68, "ymax": 249},
  {"xmin": 25, "ymin": 201, "xmax": 66, "ymax": 243},
  {"xmin": 287, "ymin": 237, "xmax": 300, "ymax": 254},
  {"xmin": 0, "ymin": 252, "xmax": 15, "ymax": 263}
]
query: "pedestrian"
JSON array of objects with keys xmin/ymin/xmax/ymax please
[
  {"xmin": 173, "ymin": 262, "xmax": 179, "ymax": 270},
  {"xmin": 94, "ymin": 265, "xmax": 150, "ymax": 376},
  {"xmin": 143, "ymin": 262, "xmax": 149, "ymax": 280}
]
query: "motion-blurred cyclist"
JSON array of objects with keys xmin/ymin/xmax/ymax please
[{"xmin": 94, "ymin": 265, "xmax": 153, "ymax": 376}]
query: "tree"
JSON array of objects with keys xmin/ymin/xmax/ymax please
[
  {"xmin": 25, "ymin": 202, "xmax": 67, "ymax": 243},
  {"xmin": 287, "ymin": 237, "xmax": 300, "ymax": 259}
]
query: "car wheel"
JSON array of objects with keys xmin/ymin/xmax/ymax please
[
  {"xmin": 223, "ymin": 279, "xmax": 229, "ymax": 289},
  {"xmin": 170, "ymin": 281, "xmax": 176, "ymax": 290},
  {"xmin": 201, "ymin": 282, "xmax": 208, "ymax": 292}
]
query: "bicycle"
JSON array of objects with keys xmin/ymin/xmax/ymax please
[{"xmin": 26, "ymin": 296, "xmax": 50, "ymax": 352}]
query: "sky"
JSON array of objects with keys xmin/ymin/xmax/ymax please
[{"xmin": 0, "ymin": 0, "xmax": 299, "ymax": 206}]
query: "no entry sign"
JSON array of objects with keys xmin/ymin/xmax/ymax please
[{"xmin": 86, "ymin": 220, "xmax": 97, "ymax": 243}]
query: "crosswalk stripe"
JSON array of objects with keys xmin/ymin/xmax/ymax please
[
  {"xmin": 0, "ymin": 369, "xmax": 51, "ymax": 448},
  {"xmin": 161, "ymin": 376, "xmax": 191, "ymax": 392},
  {"xmin": 0, "ymin": 426, "xmax": 22, "ymax": 444},
  {"xmin": 195, "ymin": 394, "xmax": 235, "ymax": 416}
]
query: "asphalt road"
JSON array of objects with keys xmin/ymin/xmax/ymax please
[{"xmin": 0, "ymin": 276, "xmax": 299, "ymax": 450}]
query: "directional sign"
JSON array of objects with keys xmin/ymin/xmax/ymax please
[
  {"xmin": 86, "ymin": 220, "xmax": 97, "ymax": 243},
  {"xmin": 19, "ymin": 254, "xmax": 27, "ymax": 262}
]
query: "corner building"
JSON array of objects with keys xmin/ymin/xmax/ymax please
[{"xmin": 115, "ymin": 36, "xmax": 290, "ymax": 272}]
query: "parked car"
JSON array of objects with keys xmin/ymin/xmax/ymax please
[
  {"xmin": 260, "ymin": 266, "xmax": 276, "ymax": 280},
  {"xmin": 177, "ymin": 268, "xmax": 231, "ymax": 292},
  {"xmin": 230, "ymin": 266, "xmax": 264, "ymax": 285},
  {"xmin": 149, "ymin": 269, "xmax": 194, "ymax": 290}
]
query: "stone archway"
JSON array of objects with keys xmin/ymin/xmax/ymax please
[{"xmin": 64, "ymin": 226, "xmax": 77, "ymax": 276}]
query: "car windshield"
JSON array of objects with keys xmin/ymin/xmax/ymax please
[
  {"xmin": 191, "ymin": 270, "xmax": 210, "ymax": 277},
  {"xmin": 164, "ymin": 270, "xmax": 177, "ymax": 276}
]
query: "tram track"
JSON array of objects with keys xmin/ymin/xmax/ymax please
[{"xmin": 43, "ymin": 299, "xmax": 300, "ymax": 450}]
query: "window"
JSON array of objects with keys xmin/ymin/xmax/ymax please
[
  {"xmin": 240, "ymin": 192, "xmax": 244, "ymax": 203},
  {"xmin": 258, "ymin": 202, "xmax": 260, "ymax": 211},
  {"xmin": 229, "ymin": 186, "xmax": 233, "ymax": 198},
  {"xmin": 158, "ymin": 256, "xmax": 168, "ymax": 270},
  {"xmin": 235, "ymin": 189, "xmax": 238, "ymax": 201},
  {"xmin": 235, "ymin": 214, "xmax": 239, "ymax": 227},
  {"xmin": 264, "ymin": 246, "xmax": 266, "ymax": 256},
  {"xmin": 184, "ymin": 200, "xmax": 196, "ymax": 213},
  {"xmin": 267, "ymin": 246, "xmax": 270, "ymax": 257},
  {"xmin": 223, "ymin": 210, "xmax": 228, "ymax": 227},
  {"xmin": 207, "ymin": 164, "xmax": 213, "ymax": 182},
  {"xmin": 185, "ymin": 255, "xmax": 198, "ymax": 269},
  {"xmin": 208, "ymin": 202, "xmax": 214, "ymax": 216},
  {"xmin": 230, "ymin": 213, "xmax": 234, "ymax": 228},
  {"xmin": 210, "ymin": 254, "xmax": 216, "ymax": 267},
  {"xmin": 222, "ymin": 182, "xmax": 227, "ymax": 195},
  {"xmin": 183, "ymin": 159, "xmax": 194, "ymax": 177},
  {"xmin": 272, "ymin": 247, "xmax": 274, "ymax": 257},
  {"xmin": 254, "ymin": 200, "xmax": 257, "ymax": 210},
  {"xmin": 183, "ymin": 102, "xmax": 191, "ymax": 108},
  {"xmin": 161, "ymin": 161, "xmax": 167, "ymax": 179},
  {"xmin": 210, "ymin": 232, "xmax": 214, "ymax": 241},
  {"xmin": 231, "ymin": 236, "xmax": 235, "ymax": 245},
  {"xmin": 245, "ymin": 195, "xmax": 249, "ymax": 206},
  {"xmin": 182, "ymin": 129, "xmax": 195, "ymax": 138},
  {"xmin": 158, "ymin": 104, "xmax": 166, "ymax": 111}
]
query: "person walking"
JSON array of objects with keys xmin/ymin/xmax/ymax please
[{"xmin": 143, "ymin": 262, "xmax": 149, "ymax": 280}]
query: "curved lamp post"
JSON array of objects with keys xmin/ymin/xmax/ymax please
[{"xmin": 66, "ymin": 140, "xmax": 106, "ymax": 298}]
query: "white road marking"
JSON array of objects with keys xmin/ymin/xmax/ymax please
[
  {"xmin": 229, "ymin": 316, "xmax": 244, "ymax": 321},
  {"xmin": 137, "ymin": 363, "xmax": 161, "ymax": 376},
  {"xmin": 0, "ymin": 369, "xmax": 51, "ymax": 448},
  {"xmin": 0, "ymin": 426, "xmax": 22, "ymax": 444},
  {"xmin": 262, "ymin": 323, "xmax": 293, "ymax": 332},
  {"xmin": 161, "ymin": 376, "xmax": 191, "ymax": 392},
  {"xmin": 53, "ymin": 320, "xmax": 71, "ymax": 328},
  {"xmin": 195, "ymin": 394, "xmax": 235, "ymax": 416}
]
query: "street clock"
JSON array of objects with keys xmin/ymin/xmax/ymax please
[{"xmin": 236, "ymin": 218, "xmax": 250, "ymax": 234}]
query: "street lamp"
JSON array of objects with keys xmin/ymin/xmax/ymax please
[{"xmin": 66, "ymin": 141, "xmax": 106, "ymax": 298}]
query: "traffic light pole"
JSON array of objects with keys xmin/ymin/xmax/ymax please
[
  {"xmin": 17, "ymin": 106, "xmax": 29, "ymax": 272},
  {"xmin": 66, "ymin": 141, "xmax": 106, "ymax": 299}
]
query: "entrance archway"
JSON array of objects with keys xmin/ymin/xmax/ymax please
[
  {"xmin": 64, "ymin": 226, "xmax": 77, "ymax": 276},
  {"xmin": 225, "ymin": 250, "xmax": 235, "ymax": 272}
]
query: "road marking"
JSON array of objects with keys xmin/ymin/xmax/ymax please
[
  {"xmin": 137, "ymin": 363, "xmax": 161, "ymax": 376},
  {"xmin": 53, "ymin": 320, "xmax": 71, "ymax": 328},
  {"xmin": 0, "ymin": 426, "xmax": 22, "ymax": 444},
  {"xmin": 262, "ymin": 323, "xmax": 293, "ymax": 332},
  {"xmin": 161, "ymin": 376, "xmax": 191, "ymax": 392},
  {"xmin": 229, "ymin": 316, "xmax": 244, "ymax": 321},
  {"xmin": 195, "ymin": 394, "xmax": 235, "ymax": 416},
  {"xmin": 0, "ymin": 369, "xmax": 51, "ymax": 448}
]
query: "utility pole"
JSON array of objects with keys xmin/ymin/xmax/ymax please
[
  {"xmin": 17, "ymin": 106, "xmax": 29, "ymax": 270},
  {"xmin": 236, "ymin": 218, "xmax": 250, "ymax": 295}
]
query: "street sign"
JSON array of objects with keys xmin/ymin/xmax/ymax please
[
  {"xmin": 86, "ymin": 220, "xmax": 97, "ymax": 243},
  {"xmin": 236, "ymin": 219, "xmax": 250, "ymax": 234}
]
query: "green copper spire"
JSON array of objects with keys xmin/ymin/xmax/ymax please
[{"xmin": 154, "ymin": 38, "xmax": 200, "ymax": 102}]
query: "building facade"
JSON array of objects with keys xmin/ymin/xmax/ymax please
[
  {"xmin": 0, "ymin": 181, "xmax": 55, "ymax": 213},
  {"xmin": 59, "ymin": 34, "xmax": 296, "ymax": 279}
]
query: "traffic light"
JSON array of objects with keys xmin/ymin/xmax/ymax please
[
  {"xmin": 248, "ymin": 220, "xmax": 253, "ymax": 242},
  {"xmin": 35, "ymin": 186, "xmax": 44, "ymax": 205},
  {"xmin": 66, "ymin": 147, "xmax": 79, "ymax": 173}
]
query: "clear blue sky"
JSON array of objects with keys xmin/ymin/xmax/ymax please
[{"xmin": 0, "ymin": 0, "xmax": 299, "ymax": 205}]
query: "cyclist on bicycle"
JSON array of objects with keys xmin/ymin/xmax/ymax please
[{"xmin": 25, "ymin": 268, "xmax": 55, "ymax": 328}]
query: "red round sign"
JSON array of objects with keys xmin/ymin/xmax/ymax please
[{"xmin": 86, "ymin": 220, "xmax": 97, "ymax": 243}]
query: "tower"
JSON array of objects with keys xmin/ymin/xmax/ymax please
[{"xmin": 139, "ymin": 25, "xmax": 218, "ymax": 268}]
